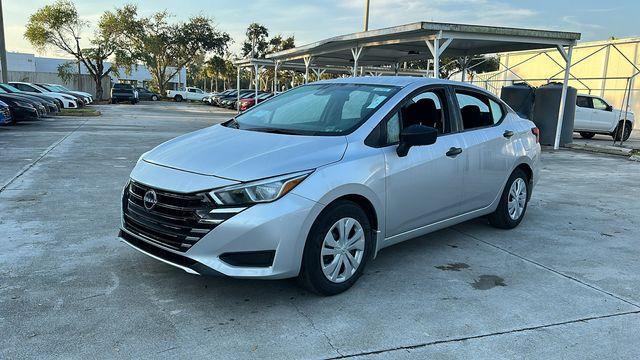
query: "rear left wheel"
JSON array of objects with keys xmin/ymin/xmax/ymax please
[
  {"xmin": 298, "ymin": 201, "xmax": 373, "ymax": 296},
  {"xmin": 488, "ymin": 169, "xmax": 529, "ymax": 229}
]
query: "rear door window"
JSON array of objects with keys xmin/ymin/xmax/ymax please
[
  {"xmin": 576, "ymin": 96, "xmax": 592, "ymax": 108},
  {"xmin": 455, "ymin": 90, "xmax": 503, "ymax": 130}
]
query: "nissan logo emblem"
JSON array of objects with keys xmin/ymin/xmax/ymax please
[{"xmin": 143, "ymin": 189, "xmax": 158, "ymax": 210}]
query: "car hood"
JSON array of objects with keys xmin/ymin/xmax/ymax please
[{"xmin": 142, "ymin": 124, "xmax": 348, "ymax": 182}]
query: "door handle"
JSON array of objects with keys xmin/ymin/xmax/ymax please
[
  {"xmin": 503, "ymin": 130, "xmax": 514, "ymax": 138},
  {"xmin": 446, "ymin": 147, "xmax": 463, "ymax": 157}
]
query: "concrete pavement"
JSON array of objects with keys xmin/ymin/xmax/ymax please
[{"xmin": 1, "ymin": 102, "xmax": 639, "ymax": 359}]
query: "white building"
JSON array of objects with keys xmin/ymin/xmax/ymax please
[{"xmin": 2, "ymin": 52, "xmax": 186, "ymax": 95}]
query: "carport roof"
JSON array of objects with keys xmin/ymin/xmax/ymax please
[{"xmin": 266, "ymin": 21, "xmax": 581, "ymax": 66}]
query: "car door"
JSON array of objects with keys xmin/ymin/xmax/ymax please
[
  {"xmin": 453, "ymin": 88, "xmax": 511, "ymax": 214},
  {"xmin": 382, "ymin": 86, "xmax": 465, "ymax": 238},
  {"xmin": 592, "ymin": 97, "xmax": 618, "ymax": 132},
  {"xmin": 574, "ymin": 96, "xmax": 594, "ymax": 131}
]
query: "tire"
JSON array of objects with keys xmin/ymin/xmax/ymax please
[
  {"xmin": 579, "ymin": 132, "xmax": 595, "ymax": 139},
  {"xmin": 151, "ymin": 95, "xmax": 158, "ymax": 101},
  {"xmin": 111, "ymin": 99, "xmax": 116, "ymax": 104},
  {"xmin": 174, "ymin": 95, "xmax": 183, "ymax": 102},
  {"xmin": 130, "ymin": 99, "xmax": 136, "ymax": 105},
  {"xmin": 488, "ymin": 169, "xmax": 530, "ymax": 229},
  {"xmin": 298, "ymin": 200, "xmax": 374, "ymax": 296},
  {"xmin": 613, "ymin": 121, "xmax": 632, "ymax": 142}
]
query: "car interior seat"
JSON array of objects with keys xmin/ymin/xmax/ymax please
[
  {"xmin": 402, "ymin": 98, "xmax": 443, "ymax": 132},
  {"xmin": 461, "ymin": 105, "xmax": 491, "ymax": 129}
]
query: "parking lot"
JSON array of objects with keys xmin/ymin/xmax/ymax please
[{"xmin": 1, "ymin": 102, "xmax": 640, "ymax": 359}]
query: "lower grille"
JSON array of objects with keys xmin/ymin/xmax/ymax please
[{"xmin": 122, "ymin": 181, "xmax": 244, "ymax": 252}]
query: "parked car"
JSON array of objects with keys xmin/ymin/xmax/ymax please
[
  {"xmin": 167, "ymin": 87, "xmax": 211, "ymax": 102},
  {"xmin": 238, "ymin": 92, "xmax": 274, "ymax": 111},
  {"xmin": 111, "ymin": 84, "xmax": 139, "ymax": 104},
  {"xmin": 0, "ymin": 91, "xmax": 41, "ymax": 120},
  {"xmin": 0, "ymin": 83, "xmax": 59, "ymax": 115},
  {"xmin": 215, "ymin": 89, "xmax": 253, "ymax": 107},
  {"xmin": 208, "ymin": 89, "xmax": 236, "ymax": 106},
  {"xmin": 119, "ymin": 77, "xmax": 541, "ymax": 296},
  {"xmin": 0, "ymin": 100, "xmax": 12, "ymax": 125},
  {"xmin": 9, "ymin": 82, "xmax": 78, "ymax": 109},
  {"xmin": 135, "ymin": 87, "xmax": 160, "ymax": 101},
  {"xmin": 223, "ymin": 91, "xmax": 267, "ymax": 109},
  {"xmin": 0, "ymin": 83, "xmax": 63, "ymax": 111},
  {"xmin": 575, "ymin": 94, "xmax": 635, "ymax": 141},
  {"xmin": 37, "ymin": 83, "xmax": 92, "ymax": 105}
]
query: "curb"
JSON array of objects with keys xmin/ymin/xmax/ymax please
[{"xmin": 563, "ymin": 143, "xmax": 639, "ymax": 160}]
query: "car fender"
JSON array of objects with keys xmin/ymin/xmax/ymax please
[{"xmin": 291, "ymin": 147, "xmax": 387, "ymax": 256}]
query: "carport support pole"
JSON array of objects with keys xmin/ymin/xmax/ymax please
[
  {"xmin": 254, "ymin": 64, "xmax": 259, "ymax": 104},
  {"xmin": 351, "ymin": 47, "xmax": 363, "ymax": 77},
  {"xmin": 236, "ymin": 66, "xmax": 241, "ymax": 113},
  {"xmin": 553, "ymin": 45, "xmax": 574, "ymax": 150},
  {"xmin": 303, "ymin": 56, "xmax": 312, "ymax": 84},
  {"xmin": 425, "ymin": 39, "xmax": 440, "ymax": 79},
  {"xmin": 273, "ymin": 61, "xmax": 279, "ymax": 93}
]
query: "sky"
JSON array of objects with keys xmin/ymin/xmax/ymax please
[{"xmin": 4, "ymin": 0, "xmax": 639, "ymax": 59}]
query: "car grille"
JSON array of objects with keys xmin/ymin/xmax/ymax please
[{"xmin": 122, "ymin": 181, "xmax": 222, "ymax": 252}]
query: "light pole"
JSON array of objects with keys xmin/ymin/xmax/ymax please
[
  {"xmin": 363, "ymin": 0, "xmax": 370, "ymax": 31},
  {"xmin": 75, "ymin": 36, "xmax": 82, "ymax": 91},
  {"xmin": 0, "ymin": 0, "xmax": 8, "ymax": 83}
]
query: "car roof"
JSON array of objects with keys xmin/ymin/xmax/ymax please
[{"xmin": 314, "ymin": 76, "xmax": 488, "ymax": 91}]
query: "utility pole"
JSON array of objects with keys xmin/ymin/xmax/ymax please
[
  {"xmin": 363, "ymin": 0, "xmax": 370, "ymax": 31},
  {"xmin": 0, "ymin": 0, "xmax": 8, "ymax": 83},
  {"xmin": 75, "ymin": 36, "xmax": 82, "ymax": 91}
]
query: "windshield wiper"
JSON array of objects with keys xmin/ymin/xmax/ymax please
[
  {"xmin": 225, "ymin": 118, "xmax": 240, "ymax": 129},
  {"xmin": 245, "ymin": 127, "xmax": 307, "ymax": 135}
]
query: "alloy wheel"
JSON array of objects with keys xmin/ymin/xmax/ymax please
[
  {"xmin": 320, "ymin": 217, "xmax": 365, "ymax": 283},
  {"xmin": 507, "ymin": 178, "xmax": 527, "ymax": 220}
]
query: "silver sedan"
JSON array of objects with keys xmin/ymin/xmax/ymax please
[{"xmin": 119, "ymin": 76, "xmax": 541, "ymax": 295}]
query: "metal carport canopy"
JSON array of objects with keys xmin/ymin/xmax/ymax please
[
  {"xmin": 266, "ymin": 21, "xmax": 581, "ymax": 67},
  {"xmin": 266, "ymin": 21, "xmax": 582, "ymax": 150}
]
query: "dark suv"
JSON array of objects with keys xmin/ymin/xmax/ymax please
[{"xmin": 111, "ymin": 84, "xmax": 139, "ymax": 104}]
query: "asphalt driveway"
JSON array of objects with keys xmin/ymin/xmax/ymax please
[{"xmin": 1, "ymin": 102, "xmax": 639, "ymax": 359}]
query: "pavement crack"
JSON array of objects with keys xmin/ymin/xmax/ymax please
[
  {"xmin": 0, "ymin": 119, "xmax": 89, "ymax": 194},
  {"xmin": 292, "ymin": 301, "xmax": 343, "ymax": 357},
  {"xmin": 453, "ymin": 228, "xmax": 640, "ymax": 309},
  {"xmin": 326, "ymin": 310, "xmax": 640, "ymax": 359}
]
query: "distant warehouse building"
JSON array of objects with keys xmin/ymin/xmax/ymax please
[
  {"xmin": 0, "ymin": 52, "xmax": 187, "ymax": 98},
  {"xmin": 472, "ymin": 37, "xmax": 640, "ymax": 116}
]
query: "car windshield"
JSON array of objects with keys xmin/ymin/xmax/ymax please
[
  {"xmin": 38, "ymin": 84, "xmax": 55, "ymax": 91},
  {"xmin": 231, "ymin": 83, "xmax": 399, "ymax": 136},
  {"xmin": 31, "ymin": 84, "xmax": 50, "ymax": 92}
]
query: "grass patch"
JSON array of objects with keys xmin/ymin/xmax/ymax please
[{"xmin": 59, "ymin": 108, "xmax": 102, "ymax": 117}]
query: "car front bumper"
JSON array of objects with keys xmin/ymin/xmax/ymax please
[{"xmin": 118, "ymin": 163, "xmax": 322, "ymax": 279}]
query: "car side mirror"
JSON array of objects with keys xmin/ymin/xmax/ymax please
[
  {"xmin": 606, "ymin": 105, "xmax": 613, "ymax": 112},
  {"xmin": 396, "ymin": 125, "xmax": 438, "ymax": 157}
]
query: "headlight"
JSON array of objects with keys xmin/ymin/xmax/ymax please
[{"xmin": 210, "ymin": 170, "xmax": 312, "ymax": 206}]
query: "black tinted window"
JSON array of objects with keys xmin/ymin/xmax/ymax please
[{"xmin": 576, "ymin": 96, "xmax": 592, "ymax": 108}]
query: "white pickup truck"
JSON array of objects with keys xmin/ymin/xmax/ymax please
[
  {"xmin": 575, "ymin": 94, "xmax": 635, "ymax": 141},
  {"xmin": 166, "ymin": 87, "xmax": 211, "ymax": 102}
]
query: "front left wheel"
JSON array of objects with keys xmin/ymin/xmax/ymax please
[
  {"xmin": 298, "ymin": 200, "xmax": 373, "ymax": 296},
  {"xmin": 488, "ymin": 169, "xmax": 530, "ymax": 229}
]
